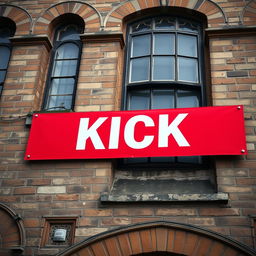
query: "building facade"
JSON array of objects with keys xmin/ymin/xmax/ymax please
[{"xmin": 0, "ymin": 0, "xmax": 256, "ymax": 255}]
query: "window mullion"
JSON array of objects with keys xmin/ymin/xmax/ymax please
[
  {"xmin": 175, "ymin": 29, "xmax": 178, "ymax": 82},
  {"xmin": 150, "ymin": 31, "xmax": 153, "ymax": 82}
]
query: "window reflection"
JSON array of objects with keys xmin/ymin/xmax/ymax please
[
  {"xmin": 178, "ymin": 57, "xmax": 198, "ymax": 83},
  {"xmin": 178, "ymin": 34, "xmax": 197, "ymax": 57},
  {"xmin": 132, "ymin": 35, "xmax": 151, "ymax": 57},
  {"xmin": 153, "ymin": 56, "xmax": 174, "ymax": 81},
  {"xmin": 177, "ymin": 90, "xmax": 199, "ymax": 108},
  {"xmin": 44, "ymin": 22, "xmax": 83, "ymax": 110},
  {"xmin": 0, "ymin": 46, "xmax": 11, "ymax": 69},
  {"xmin": 178, "ymin": 19, "xmax": 198, "ymax": 32},
  {"xmin": 155, "ymin": 17, "xmax": 175, "ymax": 29},
  {"xmin": 154, "ymin": 34, "xmax": 175, "ymax": 55},
  {"xmin": 130, "ymin": 57, "xmax": 150, "ymax": 82},
  {"xmin": 132, "ymin": 20, "xmax": 151, "ymax": 32},
  {"xmin": 129, "ymin": 90, "xmax": 150, "ymax": 110},
  {"xmin": 0, "ymin": 18, "xmax": 15, "ymax": 97},
  {"xmin": 152, "ymin": 89, "xmax": 174, "ymax": 109},
  {"xmin": 56, "ymin": 43, "xmax": 79, "ymax": 59}
]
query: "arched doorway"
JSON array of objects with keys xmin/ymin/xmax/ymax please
[
  {"xmin": 0, "ymin": 203, "xmax": 26, "ymax": 255},
  {"xmin": 57, "ymin": 221, "xmax": 256, "ymax": 256}
]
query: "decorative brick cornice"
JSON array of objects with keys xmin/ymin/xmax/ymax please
[
  {"xmin": 206, "ymin": 26, "xmax": 256, "ymax": 37},
  {"xmin": 81, "ymin": 32, "xmax": 124, "ymax": 48},
  {"xmin": 10, "ymin": 35, "xmax": 52, "ymax": 51}
]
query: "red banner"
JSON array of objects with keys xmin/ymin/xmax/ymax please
[{"xmin": 24, "ymin": 106, "xmax": 247, "ymax": 160}]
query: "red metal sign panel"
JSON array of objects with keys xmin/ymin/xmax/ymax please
[{"xmin": 24, "ymin": 105, "xmax": 247, "ymax": 160}]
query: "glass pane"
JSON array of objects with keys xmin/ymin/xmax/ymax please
[
  {"xmin": 152, "ymin": 89, "xmax": 174, "ymax": 109},
  {"xmin": 0, "ymin": 71, "xmax": 6, "ymax": 83},
  {"xmin": 178, "ymin": 57, "xmax": 198, "ymax": 82},
  {"xmin": 47, "ymin": 95, "xmax": 72, "ymax": 110},
  {"xmin": 129, "ymin": 90, "xmax": 150, "ymax": 110},
  {"xmin": 153, "ymin": 56, "xmax": 174, "ymax": 80},
  {"xmin": 130, "ymin": 57, "xmax": 150, "ymax": 82},
  {"xmin": 132, "ymin": 34, "xmax": 151, "ymax": 57},
  {"xmin": 178, "ymin": 20, "xmax": 198, "ymax": 32},
  {"xmin": 132, "ymin": 20, "xmax": 151, "ymax": 32},
  {"xmin": 177, "ymin": 90, "xmax": 199, "ymax": 108},
  {"xmin": 55, "ymin": 43, "xmax": 79, "ymax": 59},
  {"xmin": 178, "ymin": 34, "xmax": 197, "ymax": 57},
  {"xmin": 52, "ymin": 60, "xmax": 77, "ymax": 77},
  {"xmin": 155, "ymin": 17, "xmax": 175, "ymax": 29},
  {"xmin": 154, "ymin": 34, "xmax": 174, "ymax": 55},
  {"xmin": 49, "ymin": 78, "xmax": 75, "ymax": 95},
  {"xmin": 0, "ymin": 46, "xmax": 11, "ymax": 69},
  {"xmin": 59, "ymin": 26, "xmax": 80, "ymax": 41},
  {"xmin": 177, "ymin": 156, "xmax": 201, "ymax": 164}
]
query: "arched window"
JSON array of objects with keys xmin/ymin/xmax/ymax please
[
  {"xmin": 43, "ymin": 23, "xmax": 83, "ymax": 110},
  {"xmin": 123, "ymin": 15, "xmax": 207, "ymax": 167},
  {"xmin": 0, "ymin": 18, "xmax": 16, "ymax": 96}
]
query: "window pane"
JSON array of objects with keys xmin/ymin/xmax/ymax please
[
  {"xmin": 47, "ymin": 95, "xmax": 72, "ymax": 110},
  {"xmin": 132, "ymin": 20, "xmax": 151, "ymax": 32},
  {"xmin": 178, "ymin": 20, "xmax": 198, "ymax": 32},
  {"xmin": 52, "ymin": 60, "xmax": 77, "ymax": 77},
  {"xmin": 59, "ymin": 26, "xmax": 80, "ymax": 41},
  {"xmin": 50, "ymin": 78, "xmax": 75, "ymax": 95},
  {"xmin": 178, "ymin": 57, "xmax": 198, "ymax": 82},
  {"xmin": 177, "ymin": 90, "xmax": 199, "ymax": 108},
  {"xmin": 0, "ymin": 71, "xmax": 6, "ymax": 83},
  {"xmin": 132, "ymin": 34, "xmax": 151, "ymax": 57},
  {"xmin": 154, "ymin": 34, "xmax": 175, "ymax": 55},
  {"xmin": 55, "ymin": 43, "xmax": 79, "ymax": 59},
  {"xmin": 128, "ymin": 90, "xmax": 150, "ymax": 110},
  {"xmin": 130, "ymin": 57, "xmax": 150, "ymax": 82},
  {"xmin": 153, "ymin": 56, "xmax": 174, "ymax": 80},
  {"xmin": 0, "ymin": 46, "xmax": 10, "ymax": 69},
  {"xmin": 152, "ymin": 89, "xmax": 174, "ymax": 109},
  {"xmin": 178, "ymin": 34, "xmax": 197, "ymax": 57},
  {"xmin": 155, "ymin": 17, "xmax": 175, "ymax": 29}
]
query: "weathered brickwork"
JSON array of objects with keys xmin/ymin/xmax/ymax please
[{"xmin": 0, "ymin": 0, "xmax": 255, "ymax": 255}]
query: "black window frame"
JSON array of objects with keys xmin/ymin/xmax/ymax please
[
  {"xmin": 43, "ymin": 24, "xmax": 83, "ymax": 111},
  {"xmin": 120, "ymin": 15, "xmax": 209, "ymax": 169},
  {"xmin": 0, "ymin": 43, "xmax": 11, "ymax": 96},
  {"xmin": 0, "ymin": 18, "xmax": 16, "ymax": 96}
]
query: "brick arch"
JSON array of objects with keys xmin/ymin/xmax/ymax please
[
  {"xmin": 0, "ymin": 4, "xmax": 32, "ymax": 35},
  {"xmin": 0, "ymin": 203, "xmax": 26, "ymax": 254},
  {"xmin": 105, "ymin": 0, "xmax": 226, "ymax": 30},
  {"xmin": 241, "ymin": 0, "xmax": 256, "ymax": 26},
  {"xmin": 57, "ymin": 221, "xmax": 256, "ymax": 256},
  {"xmin": 33, "ymin": 1, "xmax": 102, "ymax": 36}
]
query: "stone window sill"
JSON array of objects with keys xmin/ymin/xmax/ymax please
[{"xmin": 100, "ymin": 192, "xmax": 228, "ymax": 203}]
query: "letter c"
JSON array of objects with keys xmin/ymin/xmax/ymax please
[{"xmin": 124, "ymin": 115, "xmax": 154, "ymax": 149}]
